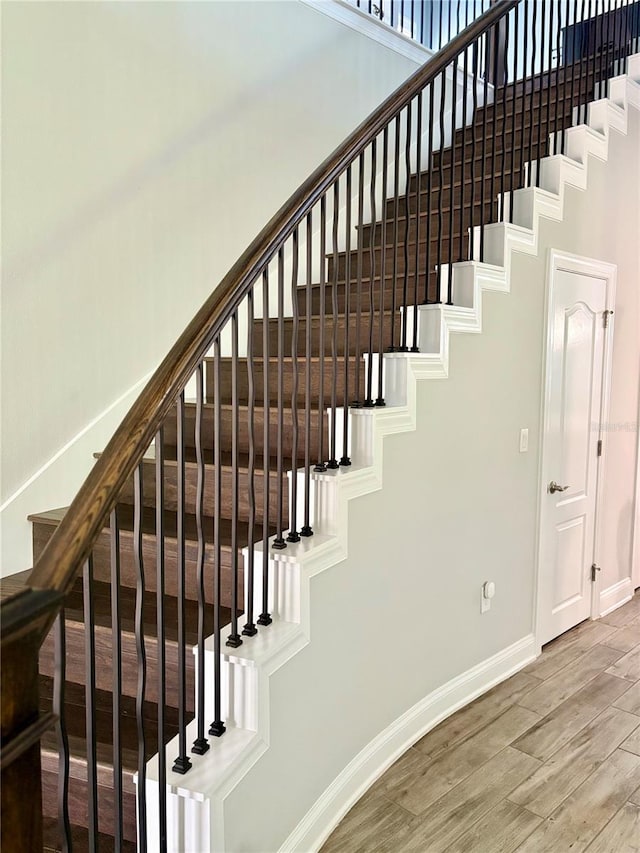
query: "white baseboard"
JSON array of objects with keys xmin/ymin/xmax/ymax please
[
  {"xmin": 280, "ymin": 633, "xmax": 536, "ymax": 853},
  {"xmin": 599, "ymin": 577, "xmax": 635, "ymax": 617}
]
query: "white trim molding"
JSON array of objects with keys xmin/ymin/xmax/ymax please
[{"xmin": 299, "ymin": 0, "xmax": 434, "ymax": 65}]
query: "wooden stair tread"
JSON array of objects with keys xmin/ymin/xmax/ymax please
[
  {"xmin": 57, "ymin": 577, "xmax": 234, "ymax": 646},
  {"xmin": 30, "ymin": 504, "xmax": 268, "ymax": 544},
  {"xmin": 43, "ymin": 816, "xmax": 136, "ymax": 853},
  {"xmin": 98, "ymin": 447, "xmax": 299, "ymax": 473},
  {"xmin": 39, "ymin": 676, "xmax": 180, "ymax": 769},
  {"xmin": 0, "ymin": 567, "xmax": 32, "ymax": 603}
]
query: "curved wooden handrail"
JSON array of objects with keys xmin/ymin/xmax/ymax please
[{"xmin": 28, "ymin": 0, "xmax": 517, "ymax": 603}]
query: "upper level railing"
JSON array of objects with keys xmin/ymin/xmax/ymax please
[
  {"xmin": 347, "ymin": 0, "xmax": 492, "ymax": 51},
  {"xmin": 2, "ymin": 0, "xmax": 639, "ymax": 849}
]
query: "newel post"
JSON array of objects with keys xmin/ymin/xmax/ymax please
[{"xmin": 1, "ymin": 588, "xmax": 61, "ymax": 853}]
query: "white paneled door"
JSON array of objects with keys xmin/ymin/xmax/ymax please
[{"xmin": 539, "ymin": 254, "xmax": 615, "ymax": 646}]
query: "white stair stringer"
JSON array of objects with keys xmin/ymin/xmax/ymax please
[
  {"xmin": 140, "ymin": 54, "xmax": 640, "ymax": 853},
  {"xmin": 476, "ymin": 72, "xmax": 640, "ymax": 278}
]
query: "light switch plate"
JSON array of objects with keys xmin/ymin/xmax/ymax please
[{"xmin": 519, "ymin": 428, "xmax": 529, "ymax": 453}]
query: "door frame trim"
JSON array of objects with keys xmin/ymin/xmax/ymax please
[
  {"xmin": 534, "ymin": 249, "xmax": 617, "ymax": 652},
  {"xmin": 632, "ymin": 375, "xmax": 640, "ymax": 589}
]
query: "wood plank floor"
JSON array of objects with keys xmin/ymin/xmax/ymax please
[{"xmin": 321, "ymin": 592, "xmax": 640, "ymax": 853}]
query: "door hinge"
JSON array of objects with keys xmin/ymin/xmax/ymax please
[
  {"xmin": 597, "ymin": 439, "xmax": 603, "ymax": 457},
  {"xmin": 591, "ymin": 563, "xmax": 601, "ymax": 582},
  {"xmin": 603, "ymin": 310, "xmax": 614, "ymax": 328}
]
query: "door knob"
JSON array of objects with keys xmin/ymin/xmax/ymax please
[{"xmin": 548, "ymin": 481, "xmax": 570, "ymax": 494}]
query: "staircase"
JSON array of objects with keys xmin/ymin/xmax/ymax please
[
  {"xmin": 3, "ymin": 1, "xmax": 639, "ymax": 850},
  {"xmin": 28, "ymin": 56, "xmax": 624, "ymax": 850}
]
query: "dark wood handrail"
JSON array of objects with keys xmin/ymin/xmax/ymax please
[{"xmin": 27, "ymin": 0, "xmax": 517, "ymax": 609}]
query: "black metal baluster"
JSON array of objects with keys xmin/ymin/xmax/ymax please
[
  {"xmin": 289, "ymin": 229, "xmax": 304, "ymax": 536},
  {"xmin": 617, "ymin": 0, "xmax": 624, "ymax": 78},
  {"xmin": 133, "ymin": 463, "xmax": 148, "ymax": 848},
  {"xmin": 469, "ymin": 44, "xmax": 478, "ymax": 257},
  {"xmin": 426, "ymin": 86, "xmax": 435, "ymax": 292},
  {"xmin": 228, "ymin": 311, "xmax": 246, "ymax": 639},
  {"xmin": 316, "ymin": 199, "xmax": 329, "ymax": 463},
  {"xmin": 329, "ymin": 184, "xmax": 343, "ymax": 454},
  {"xmin": 378, "ymin": 129, "xmax": 388, "ymax": 401},
  {"xmin": 448, "ymin": 0, "xmax": 452, "ymax": 42},
  {"xmin": 342, "ymin": 165, "xmax": 354, "ymax": 460},
  {"xmin": 592, "ymin": 0, "xmax": 599, "ymax": 113},
  {"xmin": 412, "ymin": 96, "xmax": 422, "ymax": 349},
  {"xmin": 509, "ymin": 3, "xmax": 518, "ymax": 218},
  {"xmin": 53, "ymin": 610, "xmax": 71, "ymax": 853},
  {"xmin": 210, "ymin": 337, "xmax": 230, "ymax": 732},
  {"xmin": 607, "ymin": 0, "xmax": 616, "ymax": 99},
  {"xmin": 275, "ymin": 249, "xmax": 290, "ymax": 540},
  {"xmin": 529, "ymin": 3, "xmax": 537, "ymax": 186},
  {"xmin": 598, "ymin": 1, "xmax": 607, "ymax": 100},
  {"xmin": 354, "ymin": 156, "xmax": 365, "ymax": 394},
  {"xmin": 438, "ymin": 71, "xmax": 446, "ymax": 294},
  {"xmin": 173, "ymin": 394, "xmax": 192, "ymax": 773},
  {"xmin": 480, "ymin": 44, "xmax": 489, "ymax": 259},
  {"xmin": 490, "ymin": 26, "xmax": 499, "ymax": 207},
  {"xmin": 579, "ymin": 0, "xmax": 587, "ymax": 124},
  {"xmin": 366, "ymin": 141, "xmax": 378, "ymax": 401},
  {"xmin": 192, "ymin": 364, "xmax": 210, "ymax": 751},
  {"xmin": 546, "ymin": 0, "xmax": 554, "ymax": 157},
  {"xmin": 258, "ymin": 268, "xmax": 273, "ymax": 615},
  {"xmin": 430, "ymin": 0, "xmax": 434, "ymax": 49},
  {"xmin": 569, "ymin": 0, "xmax": 579, "ymax": 142},
  {"xmin": 539, "ymin": 0, "xmax": 547, "ymax": 177},
  {"xmin": 460, "ymin": 37, "xmax": 469, "ymax": 259},
  {"xmin": 499, "ymin": 12, "xmax": 509, "ymax": 221},
  {"xmin": 83, "ymin": 555, "xmax": 98, "ymax": 851},
  {"xmin": 611, "ymin": 0, "xmax": 619, "ymax": 82},
  {"xmin": 521, "ymin": 0, "xmax": 530, "ymax": 166},
  {"xmin": 589, "ymin": 0, "xmax": 596, "ymax": 117},
  {"xmin": 244, "ymin": 287, "xmax": 259, "ymax": 633},
  {"xmin": 110, "ymin": 507, "xmax": 123, "ymax": 852},
  {"xmin": 390, "ymin": 119, "xmax": 400, "ymax": 344},
  {"xmin": 555, "ymin": 1, "xmax": 563, "ymax": 155},
  {"xmin": 448, "ymin": 57, "xmax": 457, "ymax": 303},
  {"xmin": 302, "ymin": 217, "xmax": 316, "ymax": 527},
  {"xmin": 153, "ymin": 432, "xmax": 167, "ymax": 851},
  {"xmin": 401, "ymin": 101, "xmax": 412, "ymax": 345}
]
